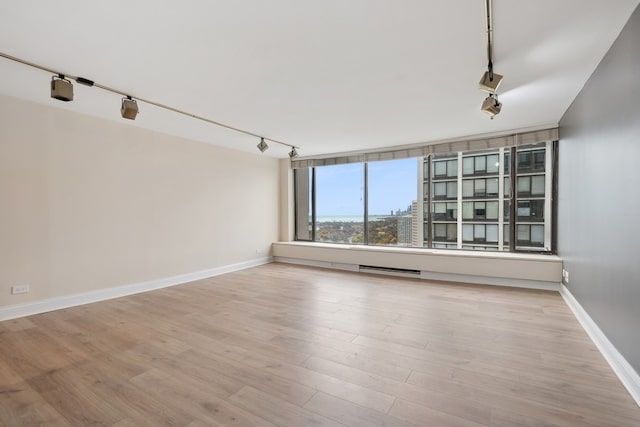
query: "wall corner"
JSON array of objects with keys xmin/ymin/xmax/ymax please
[{"xmin": 278, "ymin": 158, "xmax": 294, "ymax": 242}]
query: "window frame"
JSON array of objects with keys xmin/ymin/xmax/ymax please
[{"xmin": 293, "ymin": 141, "xmax": 557, "ymax": 254}]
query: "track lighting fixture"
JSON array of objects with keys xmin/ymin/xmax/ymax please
[
  {"xmin": 50, "ymin": 74, "xmax": 74, "ymax": 102},
  {"xmin": 120, "ymin": 96, "xmax": 139, "ymax": 120},
  {"xmin": 479, "ymin": 0, "xmax": 503, "ymax": 117},
  {"xmin": 479, "ymin": 70, "xmax": 502, "ymax": 94},
  {"xmin": 257, "ymin": 137, "xmax": 269, "ymax": 153},
  {"xmin": 481, "ymin": 94, "xmax": 502, "ymax": 118},
  {"xmin": 288, "ymin": 147, "xmax": 298, "ymax": 158},
  {"xmin": 3, "ymin": 51, "xmax": 299, "ymax": 154}
]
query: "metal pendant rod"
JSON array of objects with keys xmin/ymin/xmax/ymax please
[{"xmin": 485, "ymin": 0, "xmax": 494, "ymax": 75}]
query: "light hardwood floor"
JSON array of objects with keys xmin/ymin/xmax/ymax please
[{"xmin": 1, "ymin": 263, "xmax": 639, "ymax": 426}]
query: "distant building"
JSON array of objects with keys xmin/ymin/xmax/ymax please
[
  {"xmin": 397, "ymin": 215, "xmax": 412, "ymax": 246},
  {"xmin": 411, "ymin": 200, "xmax": 420, "ymax": 247},
  {"xmin": 427, "ymin": 143, "xmax": 551, "ymax": 251}
]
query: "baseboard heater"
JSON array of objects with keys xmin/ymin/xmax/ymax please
[{"xmin": 359, "ymin": 265, "xmax": 421, "ymax": 278}]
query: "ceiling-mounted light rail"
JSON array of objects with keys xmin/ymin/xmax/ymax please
[{"xmin": 0, "ymin": 50, "xmax": 299, "ymax": 152}]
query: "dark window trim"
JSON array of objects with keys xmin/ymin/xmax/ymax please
[
  {"xmin": 509, "ymin": 146, "xmax": 517, "ymax": 252},
  {"xmin": 295, "ymin": 142, "xmax": 556, "ymax": 255},
  {"xmin": 551, "ymin": 140, "xmax": 559, "ymax": 254},
  {"xmin": 363, "ymin": 163, "xmax": 369, "ymax": 245},
  {"xmin": 426, "ymin": 156, "xmax": 433, "ymax": 248},
  {"xmin": 311, "ymin": 167, "xmax": 316, "ymax": 241}
]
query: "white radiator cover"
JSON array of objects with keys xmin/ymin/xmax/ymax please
[{"xmin": 273, "ymin": 242, "xmax": 562, "ymax": 291}]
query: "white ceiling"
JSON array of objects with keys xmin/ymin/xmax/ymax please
[{"xmin": 0, "ymin": 1, "xmax": 638, "ymax": 158}]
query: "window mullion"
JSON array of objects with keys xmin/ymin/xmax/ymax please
[
  {"xmin": 544, "ymin": 141, "xmax": 553, "ymax": 251},
  {"xmin": 509, "ymin": 146, "xmax": 517, "ymax": 251},
  {"xmin": 551, "ymin": 140, "xmax": 559, "ymax": 253},
  {"xmin": 426, "ymin": 155, "xmax": 432, "ymax": 248},
  {"xmin": 311, "ymin": 167, "xmax": 316, "ymax": 241},
  {"xmin": 498, "ymin": 147, "xmax": 505, "ymax": 251},
  {"xmin": 457, "ymin": 151, "xmax": 463, "ymax": 249},
  {"xmin": 363, "ymin": 162, "xmax": 369, "ymax": 245}
]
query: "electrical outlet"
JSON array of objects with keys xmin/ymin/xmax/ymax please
[
  {"xmin": 11, "ymin": 284, "xmax": 30, "ymax": 295},
  {"xmin": 562, "ymin": 269, "xmax": 569, "ymax": 284}
]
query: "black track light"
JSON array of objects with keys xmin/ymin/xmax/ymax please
[
  {"xmin": 481, "ymin": 94, "xmax": 502, "ymax": 118},
  {"xmin": 257, "ymin": 137, "xmax": 269, "ymax": 153},
  {"xmin": 50, "ymin": 74, "xmax": 74, "ymax": 102},
  {"xmin": 479, "ymin": 70, "xmax": 503, "ymax": 94},
  {"xmin": 121, "ymin": 96, "xmax": 139, "ymax": 120}
]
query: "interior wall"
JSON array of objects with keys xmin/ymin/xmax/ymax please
[
  {"xmin": 558, "ymin": 5, "xmax": 640, "ymax": 372},
  {"xmin": 0, "ymin": 94, "xmax": 279, "ymax": 308},
  {"xmin": 278, "ymin": 159, "xmax": 294, "ymax": 242}
]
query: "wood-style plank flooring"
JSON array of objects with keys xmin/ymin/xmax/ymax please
[{"xmin": 1, "ymin": 263, "xmax": 639, "ymax": 426}]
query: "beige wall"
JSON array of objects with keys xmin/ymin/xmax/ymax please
[
  {"xmin": 278, "ymin": 159, "xmax": 294, "ymax": 242},
  {"xmin": 0, "ymin": 94, "xmax": 280, "ymax": 307}
]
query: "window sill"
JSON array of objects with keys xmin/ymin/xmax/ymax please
[
  {"xmin": 272, "ymin": 241, "xmax": 562, "ymax": 290},
  {"xmin": 275, "ymin": 241, "xmax": 559, "ymax": 261}
]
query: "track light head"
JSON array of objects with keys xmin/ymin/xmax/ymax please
[
  {"xmin": 288, "ymin": 147, "xmax": 298, "ymax": 159},
  {"xmin": 257, "ymin": 137, "xmax": 269, "ymax": 153},
  {"xmin": 121, "ymin": 96, "xmax": 138, "ymax": 120},
  {"xmin": 50, "ymin": 75, "xmax": 74, "ymax": 102},
  {"xmin": 481, "ymin": 94, "xmax": 502, "ymax": 118},
  {"xmin": 479, "ymin": 70, "xmax": 503, "ymax": 93}
]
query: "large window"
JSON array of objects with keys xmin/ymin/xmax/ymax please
[
  {"xmin": 314, "ymin": 163, "xmax": 364, "ymax": 244},
  {"xmin": 514, "ymin": 144, "xmax": 549, "ymax": 249},
  {"xmin": 456, "ymin": 150, "xmax": 505, "ymax": 251},
  {"xmin": 368, "ymin": 158, "xmax": 419, "ymax": 247},
  {"xmin": 294, "ymin": 140, "xmax": 556, "ymax": 253},
  {"xmin": 294, "ymin": 167, "xmax": 312, "ymax": 241}
]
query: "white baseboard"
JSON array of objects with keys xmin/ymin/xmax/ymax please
[
  {"xmin": 0, "ymin": 257, "xmax": 273, "ymax": 322},
  {"xmin": 420, "ymin": 270, "xmax": 559, "ymax": 291},
  {"xmin": 561, "ymin": 285, "xmax": 640, "ymax": 407},
  {"xmin": 274, "ymin": 257, "xmax": 559, "ymax": 291}
]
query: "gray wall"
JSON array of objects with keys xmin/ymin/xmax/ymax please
[{"xmin": 558, "ymin": 4, "xmax": 640, "ymax": 372}]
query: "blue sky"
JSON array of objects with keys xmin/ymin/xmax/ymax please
[{"xmin": 315, "ymin": 158, "xmax": 418, "ymax": 216}]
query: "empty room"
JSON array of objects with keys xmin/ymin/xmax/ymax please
[{"xmin": 1, "ymin": 1, "xmax": 639, "ymax": 426}]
